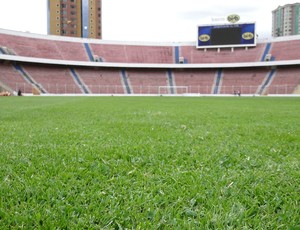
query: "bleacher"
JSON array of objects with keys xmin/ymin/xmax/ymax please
[
  {"xmin": 75, "ymin": 67, "xmax": 125, "ymax": 94},
  {"xmin": 127, "ymin": 69, "xmax": 169, "ymax": 94},
  {"xmin": 220, "ymin": 68, "xmax": 269, "ymax": 94},
  {"xmin": 179, "ymin": 43, "xmax": 266, "ymax": 64},
  {"xmin": 23, "ymin": 64, "xmax": 82, "ymax": 94},
  {"xmin": 0, "ymin": 63, "xmax": 31, "ymax": 93},
  {"xmin": 0, "ymin": 28, "xmax": 300, "ymax": 96}
]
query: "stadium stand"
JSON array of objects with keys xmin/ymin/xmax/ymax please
[
  {"xmin": 173, "ymin": 69, "xmax": 217, "ymax": 94},
  {"xmin": 0, "ymin": 28, "xmax": 300, "ymax": 96},
  {"xmin": 0, "ymin": 63, "xmax": 31, "ymax": 94},
  {"xmin": 23, "ymin": 64, "xmax": 82, "ymax": 94},
  {"xmin": 89, "ymin": 43, "xmax": 175, "ymax": 63},
  {"xmin": 220, "ymin": 68, "xmax": 269, "ymax": 94},
  {"xmin": 179, "ymin": 43, "xmax": 266, "ymax": 63},
  {"xmin": 127, "ymin": 69, "xmax": 169, "ymax": 94},
  {"xmin": 0, "ymin": 31, "xmax": 89, "ymax": 61},
  {"xmin": 75, "ymin": 67, "xmax": 126, "ymax": 94},
  {"xmin": 269, "ymin": 39, "xmax": 300, "ymax": 61},
  {"xmin": 267, "ymin": 66, "xmax": 300, "ymax": 94}
]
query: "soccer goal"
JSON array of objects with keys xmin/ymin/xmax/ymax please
[{"xmin": 158, "ymin": 86, "xmax": 189, "ymax": 95}]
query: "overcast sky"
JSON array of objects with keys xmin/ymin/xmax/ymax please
[{"xmin": 0, "ymin": 0, "xmax": 296, "ymax": 42}]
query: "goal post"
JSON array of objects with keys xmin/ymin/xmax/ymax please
[{"xmin": 158, "ymin": 86, "xmax": 188, "ymax": 95}]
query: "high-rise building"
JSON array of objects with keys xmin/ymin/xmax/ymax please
[
  {"xmin": 48, "ymin": 0, "xmax": 102, "ymax": 39},
  {"xmin": 272, "ymin": 3, "xmax": 300, "ymax": 37}
]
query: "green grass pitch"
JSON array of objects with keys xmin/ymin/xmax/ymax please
[{"xmin": 0, "ymin": 96, "xmax": 299, "ymax": 229}]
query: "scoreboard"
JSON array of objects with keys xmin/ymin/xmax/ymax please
[{"xmin": 197, "ymin": 22, "xmax": 256, "ymax": 48}]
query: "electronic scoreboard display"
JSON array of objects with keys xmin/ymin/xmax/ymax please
[{"xmin": 197, "ymin": 22, "xmax": 256, "ymax": 48}]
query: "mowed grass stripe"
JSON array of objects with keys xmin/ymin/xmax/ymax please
[{"xmin": 0, "ymin": 97, "xmax": 299, "ymax": 229}]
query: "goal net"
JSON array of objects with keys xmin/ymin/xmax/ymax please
[{"xmin": 158, "ymin": 86, "xmax": 188, "ymax": 95}]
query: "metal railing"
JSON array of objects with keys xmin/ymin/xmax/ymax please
[{"xmin": 10, "ymin": 83, "xmax": 298, "ymax": 95}]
